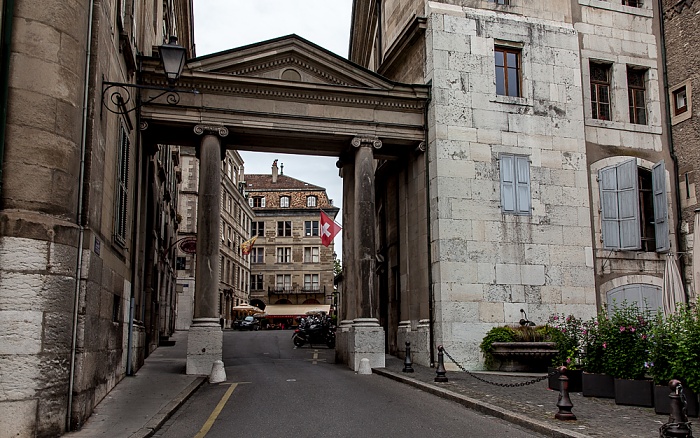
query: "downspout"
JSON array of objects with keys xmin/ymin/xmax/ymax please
[
  {"xmin": 0, "ymin": 0, "xmax": 15, "ymax": 196},
  {"xmin": 376, "ymin": 0, "xmax": 383, "ymax": 65},
  {"xmin": 657, "ymin": 0, "xmax": 687, "ymax": 302},
  {"xmin": 67, "ymin": 0, "xmax": 95, "ymax": 430},
  {"xmin": 423, "ymin": 82, "xmax": 434, "ymax": 367}
]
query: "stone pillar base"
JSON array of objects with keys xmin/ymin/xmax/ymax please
[
  {"xmin": 186, "ymin": 318, "xmax": 223, "ymax": 375},
  {"xmin": 348, "ymin": 318, "xmax": 385, "ymax": 372},
  {"xmin": 335, "ymin": 320, "xmax": 354, "ymax": 365},
  {"xmin": 397, "ymin": 319, "xmax": 431, "ymax": 367}
]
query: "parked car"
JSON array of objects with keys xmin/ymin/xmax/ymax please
[{"xmin": 238, "ymin": 315, "xmax": 260, "ymax": 331}]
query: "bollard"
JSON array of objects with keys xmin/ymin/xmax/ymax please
[
  {"xmin": 660, "ymin": 380, "xmax": 693, "ymax": 438},
  {"xmin": 554, "ymin": 366, "xmax": 576, "ymax": 421},
  {"xmin": 402, "ymin": 341, "xmax": 414, "ymax": 373},
  {"xmin": 434, "ymin": 345, "xmax": 448, "ymax": 382}
]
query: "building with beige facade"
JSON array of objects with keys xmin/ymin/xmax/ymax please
[{"xmin": 245, "ymin": 160, "xmax": 339, "ymax": 317}]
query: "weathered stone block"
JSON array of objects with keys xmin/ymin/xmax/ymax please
[
  {"xmin": 0, "ymin": 310, "xmax": 43, "ymax": 354},
  {"xmin": 0, "ymin": 399, "xmax": 37, "ymax": 438}
]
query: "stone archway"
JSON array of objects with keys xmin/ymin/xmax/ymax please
[{"xmin": 139, "ymin": 35, "xmax": 429, "ymax": 372}]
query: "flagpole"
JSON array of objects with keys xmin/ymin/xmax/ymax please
[{"xmin": 320, "ymin": 208, "xmax": 342, "ymax": 227}]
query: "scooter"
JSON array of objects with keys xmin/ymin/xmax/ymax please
[{"xmin": 292, "ymin": 314, "xmax": 336, "ymax": 348}]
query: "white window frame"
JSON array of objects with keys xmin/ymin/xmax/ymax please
[
  {"xmin": 304, "ymin": 246, "xmax": 320, "ymax": 263},
  {"xmin": 307, "ymin": 196, "xmax": 317, "ymax": 207},
  {"xmin": 276, "ymin": 246, "xmax": 292, "ymax": 263},
  {"xmin": 304, "ymin": 220, "xmax": 319, "ymax": 236},
  {"xmin": 499, "ymin": 153, "xmax": 531, "ymax": 215},
  {"xmin": 280, "ymin": 196, "xmax": 290, "ymax": 208}
]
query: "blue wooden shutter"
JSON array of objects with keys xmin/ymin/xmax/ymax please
[
  {"xmin": 616, "ymin": 159, "xmax": 641, "ymax": 250},
  {"xmin": 652, "ymin": 160, "xmax": 669, "ymax": 252},
  {"xmin": 500, "ymin": 154, "xmax": 516, "ymax": 213},
  {"xmin": 515, "ymin": 155, "xmax": 531, "ymax": 215},
  {"xmin": 599, "ymin": 166, "xmax": 621, "ymax": 249}
]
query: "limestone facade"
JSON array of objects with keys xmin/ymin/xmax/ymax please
[{"xmin": 350, "ymin": 0, "xmax": 675, "ymax": 368}]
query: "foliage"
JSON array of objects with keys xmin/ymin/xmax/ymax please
[
  {"xmin": 648, "ymin": 313, "xmax": 677, "ymax": 386},
  {"xmin": 479, "ymin": 325, "xmax": 554, "ymax": 367},
  {"xmin": 581, "ymin": 315, "xmax": 608, "ymax": 374},
  {"xmin": 649, "ymin": 306, "xmax": 700, "ymax": 392},
  {"xmin": 547, "ymin": 314, "xmax": 584, "ymax": 369},
  {"xmin": 601, "ymin": 301, "xmax": 652, "ymax": 380}
]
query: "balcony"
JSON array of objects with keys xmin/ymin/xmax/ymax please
[{"xmin": 268, "ymin": 285, "xmax": 325, "ymax": 295}]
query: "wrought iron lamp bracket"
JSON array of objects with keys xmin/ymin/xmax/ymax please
[{"xmin": 101, "ymin": 81, "xmax": 187, "ymax": 115}]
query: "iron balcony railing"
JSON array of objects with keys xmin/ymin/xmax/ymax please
[{"xmin": 268, "ymin": 285, "xmax": 326, "ymax": 295}]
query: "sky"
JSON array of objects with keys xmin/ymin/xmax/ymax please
[{"xmin": 193, "ymin": 0, "xmax": 354, "ymax": 256}]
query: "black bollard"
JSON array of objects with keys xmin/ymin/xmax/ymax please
[
  {"xmin": 554, "ymin": 366, "xmax": 576, "ymax": 421},
  {"xmin": 402, "ymin": 341, "xmax": 414, "ymax": 373},
  {"xmin": 434, "ymin": 345, "xmax": 448, "ymax": 382},
  {"xmin": 660, "ymin": 380, "xmax": 693, "ymax": 438}
]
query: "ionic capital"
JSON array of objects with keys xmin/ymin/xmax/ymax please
[
  {"xmin": 351, "ymin": 136, "xmax": 382, "ymax": 150},
  {"xmin": 194, "ymin": 124, "xmax": 229, "ymax": 138}
]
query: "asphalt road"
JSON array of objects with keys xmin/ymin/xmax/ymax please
[{"xmin": 154, "ymin": 330, "xmax": 546, "ymax": 438}]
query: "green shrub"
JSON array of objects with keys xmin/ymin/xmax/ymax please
[{"xmin": 602, "ymin": 301, "xmax": 652, "ymax": 380}]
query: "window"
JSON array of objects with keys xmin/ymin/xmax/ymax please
[
  {"xmin": 251, "ymin": 274, "xmax": 263, "ymax": 290},
  {"xmin": 227, "ymin": 196, "xmax": 232, "ymax": 213},
  {"xmin": 276, "ymin": 247, "xmax": 291, "ymax": 263},
  {"xmin": 227, "ymin": 225, "xmax": 232, "ymax": 248},
  {"xmin": 303, "ymin": 274, "xmax": 320, "ymax": 291},
  {"xmin": 250, "ymin": 247, "xmax": 264, "ymax": 264},
  {"xmin": 114, "ymin": 123, "xmax": 130, "ymax": 246},
  {"xmin": 599, "ymin": 159, "xmax": 669, "ymax": 252},
  {"xmin": 280, "ymin": 196, "xmax": 290, "ymax": 208},
  {"xmin": 495, "ymin": 47, "xmax": 520, "ymax": 97},
  {"xmin": 674, "ymin": 86, "xmax": 688, "ymax": 115},
  {"xmin": 307, "ymin": 196, "xmax": 317, "ymax": 207},
  {"xmin": 627, "ymin": 67, "xmax": 647, "ymax": 125},
  {"xmin": 488, "ymin": 0, "xmax": 509, "ymax": 3},
  {"xmin": 176, "ymin": 257, "xmax": 186, "ymax": 270},
  {"xmin": 249, "ymin": 196, "xmax": 265, "ymax": 208},
  {"xmin": 621, "ymin": 0, "xmax": 641, "ymax": 7},
  {"xmin": 304, "ymin": 220, "xmax": 319, "ymax": 236},
  {"xmin": 227, "ymin": 161, "xmax": 232, "ymax": 180},
  {"xmin": 304, "ymin": 247, "xmax": 320, "ymax": 263},
  {"xmin": 251, "ymin": 221, "xmax": 264, "ymax": 237},
  {"xmin": 499, "ymin": 154, "xmax": 531, "ymax": 215},
  {"xmin": 590, "ymin": 62, "xmax": 612, "ymax": 121},
  {"xmin": 607, "ymin": 284, "xmax": 661, "ymax": 315},
  {"xmin": 277, "ymin": 221, "xmax": 292, "ymax": 237},
  {"xmin": 276, "ymin": 274, "xmax": 292, "ymax": 291}
]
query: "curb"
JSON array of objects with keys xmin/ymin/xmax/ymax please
[
  {"xmin": 373, "ymin": 368, "xmax": 588, "ymax": 438},
  {"xmin": 129, "ymin": 376, "xmax": 207, "ymax": 438}
]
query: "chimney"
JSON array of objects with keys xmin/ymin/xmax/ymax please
[{"xmin": 272, "ymin": 159, "xmax": 278, "ymax": 183}]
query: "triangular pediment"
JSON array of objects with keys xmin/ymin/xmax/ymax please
[{"xmin": 188, "ymin": 35, "xmax": 394, "ymax": 90}]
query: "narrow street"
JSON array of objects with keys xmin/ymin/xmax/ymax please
[{"xmin": 154, "ymin": 330, "xmax": 545, "ymax": 438}]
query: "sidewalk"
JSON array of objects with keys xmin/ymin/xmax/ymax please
[
  {"xmin": 376, "ymin": 355, "xmax": 676, "ymax": 438},
  {"xmin": 65, "ymin": 331, "xmax": 205, "ymax": 438}
]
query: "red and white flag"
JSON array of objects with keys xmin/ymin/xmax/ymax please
[{"xmin": 320, "ymin": 211, "xmax": 341, "ymax": 247}]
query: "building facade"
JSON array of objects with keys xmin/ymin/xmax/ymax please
[
  {"xmin": 175, "ymin": 148, "xmax": 253, "ymax": 330},
  {"xmin": 349, "ymin": 0, "xmax": 676, "ymax": 368},
  {"xmin": 245, "ymin": 160, "xmax": 339, "ymax": 312},
  {"xmin": 0, "ymin": 0, "xmax": 194, "ymax": 435}
]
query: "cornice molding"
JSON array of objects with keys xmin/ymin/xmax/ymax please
[
  {"xmin": 225, "ymin": 56, "xmax": 353, "ymax": 87},
  {"xmin": 378, "ymin": 16, "xmax": 428, "ymax": 77}
]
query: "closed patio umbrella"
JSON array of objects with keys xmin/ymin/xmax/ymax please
[
  {"xmin": 694, "ymin": 210, "xmax": 700, "ymax": 302},
  {"xmin": 662, "ymin": 253, "xmax": 685, "ymax": 316}
]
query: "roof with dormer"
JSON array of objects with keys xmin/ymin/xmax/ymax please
[{"xmin": 245, "ymin": 174, "xmax": 324, "ymax": 192}]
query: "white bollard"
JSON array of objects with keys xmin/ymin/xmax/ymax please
[
  {"xmin": 209, "ymin": 360, "xmax": 226, "ymax": 383},
  {"xmin": 358, "ymin": 358, "xmax": 372, "ymax": 375}
]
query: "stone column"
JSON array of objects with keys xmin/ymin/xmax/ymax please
[
  {"xmin": 347, "ymin": 136, "xmax": 385, "ymax": 371},
  {"xmin": 187, "ymin": 124, "xmax": 228, "ymax": 376}
]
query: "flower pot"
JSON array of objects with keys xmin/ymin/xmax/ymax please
[
  {"xmin": 489, "ymin": 342, "xmax": 558, "ymax": 372},
  {"xmin": 654, "ymin": 384, "xmax": 699, "ymax": 417},
  {"xmin": 548, "ymin": 367, "xmax": 583, "ymax": 393},
  {"xmin": 582, "ymin": 372, "xmax": 615, "ymax": 398},
  {"xmin": 614, "ymin": 378, "xmax": 654, "ymax": 407}
]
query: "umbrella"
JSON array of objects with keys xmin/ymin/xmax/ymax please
[
  {"xmin": 694, "ymin": 210, "xmax": 700, "ymax": 302},
  {"xmin": 662, "ymin": 253, "xmax": 685, "ymax": 316},
  {"xmin": 232, "ymin": 304, "xmax": 264, "ymax": 314}
]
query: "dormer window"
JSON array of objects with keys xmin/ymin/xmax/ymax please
[
  {"xmin": 249, "ymin": 196, "xmax": 265, "ymax": 208},
  {"xmin": 280, "ymin": 196, "xmax": 290, "ymax": 208},
  {"xmin": 306, "ymin": 195, "xmax": 317, "ymax": 207}
]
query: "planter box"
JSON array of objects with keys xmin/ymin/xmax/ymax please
[
  {"xmin": 490, "ymin": 342, "xmax": 558, "ymax": 373},
  {"xmin": 654, "ymin": 384, "xmax": 699, "ymax": 417},
  {"xmin": 582, "ymin": 372, "xmax": 615, "ymax": 398},
  {"xmin": 548, "ymin": 367, "xmax": 583, "ymax": 393},
  {"xmin": 614, "ymin": 378, "xmax": 654, "ymax": 407}
]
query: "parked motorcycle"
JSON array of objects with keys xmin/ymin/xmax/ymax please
[{"xmin": 292, "ymin": 312, "xmax": 336, "ymax": 348}]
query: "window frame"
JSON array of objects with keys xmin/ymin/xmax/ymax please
[
  {"xmin": 590, "ymin": 62, "xmax": 612, "ymax": 121},
  {"xmin": 494, "ymin": 46, "xmax": 521, "ymax": 97},
  {"xmin": 114, "ymin": 122, "xmax": 130, "ymax": 247},
  {"xmin": 276, "ymin": 246, "xmax": 292, "ymax": 264},
  {"xmin": 499, "ymin": 153, "xmax": 531, "ymax": 216},
  {"xmin": 275, "ymin": 274, "xmax": 292, "ymax": 291},
  {"xmin": 250, "ymin": 247, "xmax": 264, "ymax": 264},
  {"xmin": 251, "ymin": 221, "xmax": 265, "ymax": 237},
  {"xmin": 303, "ymin": 274, "xmax": 320, "ymax": 291},
  {"xmin": 304, "ymin": 246, "xmax": 320, "ymax": 263},
  {"xmin": 627, "ymin": 67, "xmax": 647, "ymax": 125},
  {"xmin": 673, "ymin": 86, "xmax": 688, "ymax": 115},
  {"xmin": 306, "ymin": 195, "xmax": 317, "ymax": 207},
  {"xmin": 304, "ymin": 220, "xmax": 319, "ymax": 237},
  {"xmin": 250, "ymin": 274, "xmax": 263, "ymax": 291},
  {"xmin": 280, "ymin": 195, "xmax": 290, "ymax": 208},
  {"xmin": 277, "ymin": 221, "xmax": 292, "ymax": 237}
]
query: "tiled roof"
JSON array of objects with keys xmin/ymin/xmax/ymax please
[{"xmin": 244, "ymin": 174, "xmax": 325, "ymax": 191}]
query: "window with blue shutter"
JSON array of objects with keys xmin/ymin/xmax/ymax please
[
  {"xmin": 606, "ymin": 283, "xmax": 661, "ymax": 315},
  {"xmin": 500, "ymin": 153, "xmax": 531, "ymax": 215},
  {"xmin": 652, "ymin": 160, "xmax": 669, "ymax": 252}
]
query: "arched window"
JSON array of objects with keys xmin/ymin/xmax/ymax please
[
  {"xmin": 280, "ymin": 196, "xmax": 290, "ymax": 208},
  {"xmin": 306, "ymin": 195, "xmax": 317, "ymax": 207},
  {"xmin": 606, "ymin": 283, "xmax": 661, "ymax": 315}
]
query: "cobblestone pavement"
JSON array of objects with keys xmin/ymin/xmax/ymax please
[{"xmin": 378, "ymin": 355, "xmax": 685, "ymax": 438}]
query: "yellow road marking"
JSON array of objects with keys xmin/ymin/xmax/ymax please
[{"xmin": 194, "ymin": 383, "xmax": 238, "ymax": 438}]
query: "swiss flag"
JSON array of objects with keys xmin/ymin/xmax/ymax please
[{"xmin": 320, "ymin": 211, "xmax": 341, "ymax": 247}]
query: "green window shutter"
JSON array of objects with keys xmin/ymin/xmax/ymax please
[
  {"xmin": 500, "ymin": 154, "xmax": 516, "ymax": 213},
  {"xmin": 599, "ymin": 165, "xmax": 621, "ymax": 249},
  {"xmin": 652, "ymin": 160, "xmax": 669, "ymax": 252},
  {"xmin": 616, "ymin": 159, "xmax": 641, "ymax": 251}
]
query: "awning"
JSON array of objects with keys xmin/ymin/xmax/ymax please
[{"xmin": 262, "ymin": 304, "xmax": 330, "ymax": 318}]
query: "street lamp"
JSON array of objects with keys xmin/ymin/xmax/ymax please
[{"xmin": 101, "ymin": 36, "xmax": 189, "ymax": 115}]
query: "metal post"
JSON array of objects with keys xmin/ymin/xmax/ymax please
[
  {"xmin": 660, "ymin": 380, "xmax": 693, "ymax": 438},
  {"xmin": 555, "ymin": 366, "xmax": 576, "ymax": 421},
  {"xmin": 402, "ymin": 341, "xmax": 414, "ymax": 373},
  {"xmin": 434, "ymin": 345, "xmax": 448, "ymax": 382}
]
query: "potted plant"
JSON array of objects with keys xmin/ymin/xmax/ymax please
[
  {"xmin": 480, "ymin": 325, "xmax": 557, "ymax": 372},
  {"xmin": 650, "ymin": 306, "xmax": 700, "ymax": 416},
  {"xmin": 546, "ymin": 314, "xmax": 583, "ymax": 392},
  {"xmin": 581, "ymin": 314, "xmax": 615, "ymax": 398},
  {"xmin": 604, "ymin": 302, "xmax": 654, "ymax": 407}
]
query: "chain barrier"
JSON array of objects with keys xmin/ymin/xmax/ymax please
[{"xmin": 441, "ymin": 347, "xmax": 557, "ymax": 388}]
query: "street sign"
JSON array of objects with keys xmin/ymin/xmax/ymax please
[{"xmin": 178, "ymin": 237, "xmax": 197, "ymax": 254}]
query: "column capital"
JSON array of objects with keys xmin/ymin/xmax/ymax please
[
  {"xmin": 194, "ymin": 124, "xmax": 229, "ymax": 138},
  {"xmin": 351, "ymin": 135, "xmax": 382, "ymax": 150}
]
